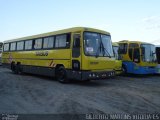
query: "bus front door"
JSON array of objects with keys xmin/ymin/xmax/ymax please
[
  {"xmin": 133, "ymin": 48, "xmax": 140, "ymax": 63},
  {"xmin": 72, "ymin": 33, "xmax": 82, "ymax": 80}
]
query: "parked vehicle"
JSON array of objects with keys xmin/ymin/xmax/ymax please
[
  {"xmin": 118, "ymin": 40, "xmax": 157, "ymax": 74},
  {"xmin": 112, "ymin": 42, "xmax": 122, "ymax": 75},
  {"xmin": 2, "ymin": 27, "xmax": 116, "ymax": 83}
]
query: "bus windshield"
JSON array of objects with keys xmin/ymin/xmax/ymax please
[
  {"xmin": 84, "ymin": 32, "xmax": 113, "ymax": 57},
  {"xmin": 141, "ymin": 44, "xmax": 156, "ymax": 62}
]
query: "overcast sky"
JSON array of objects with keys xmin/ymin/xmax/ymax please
[{"xmin": 0, "ymin": 0, "xmax": 160, "ymax": 45}]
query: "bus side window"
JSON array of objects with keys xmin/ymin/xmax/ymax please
[
  {"xmin": 34, "ymin": 38, "xmax": 42, "ymax": 49},
  {"xmin": 17, "ymin": 41, "xmax": 24, "ymax": 51},
  {"xmin": 25, "ymin": 40, "xmax": 33, "ymax": 50},
  {"xmin": 43, "ymin": 36, "xmax": 54, "ymax": 49},
  {"xmin": 3, "ymin": 43, "xmax": 9, "ymax": 52},
  {"xmin": 10, "ymin": 42, "xmax": 16, "ymax": 51},
  {"xmin": 55, "ymin": 34, "xmax": 70, "ymax": 48},
  {"xmin": 66, "ymin": 33, "xmax": 71, "ymax": 48}
]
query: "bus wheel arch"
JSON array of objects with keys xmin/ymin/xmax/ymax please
[{"xmin": 55, "ymin": 64, "xmax": 69, "ymax": 83}]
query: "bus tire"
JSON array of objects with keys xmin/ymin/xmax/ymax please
[
  {"xmin": 11, "ymin": 62, "xmax": 16, "ymax": 74},
  {"xmin": 56, "ymin": 66, "xmax": 69, "ymax": 83},
  {"xmin": 84, "ymin": 79, "xmax": 91, "ymax": 82},
  {"xmin": 15, "ymin": 63, "xmax": 21, "ymax": 74}
]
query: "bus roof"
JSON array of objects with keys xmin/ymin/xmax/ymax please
[
  {"xmin": 118, "ymin": 40, "xmax": 154, "ymax": 45},
  {"xmin": 112, "ymin": 42, "xmax": 119, "ymax": 47},
  {"xmin": 3, "ymin": 27, "xmax": 110, "ymax": 43},
  {"xmin": 156, "ymin": 45, "xmax": 160, "ymax": 47}
]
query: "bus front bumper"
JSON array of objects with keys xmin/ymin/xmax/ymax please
[
  {"xmin": 115, "ymin": 69, "xmax": 123, "ymax": 75},
  {"xmin": 68, "ymin": 70, "xmax": 116, "ymax": 81},
  {"xmin": 133, "ymin": 66, "xmax": 156, "ymax": 74}
]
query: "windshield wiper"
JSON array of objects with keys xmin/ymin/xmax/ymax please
[
  {"xmin": 95, "ymin": 41, "xmax": 112, "ymax": 58},
  {"xmin": 101, "ymin": 42, "xmax": 111, "ymax": 58}
]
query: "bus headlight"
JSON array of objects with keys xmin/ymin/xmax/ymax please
[{"xmin": 93, "ymin": 73, "xmax": 95, "ymax": 77}]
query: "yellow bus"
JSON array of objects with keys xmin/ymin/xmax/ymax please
[
  {"xmin": 112, "ymin": 42, "xmax": 122, "ymax": 75},
  {"xmin": 2, "ymin": 27, "xmax": 116, "ymax": 83},
  {"xmin": 118, "ymin": 40, "xmax": 157, "ymax": 74}
]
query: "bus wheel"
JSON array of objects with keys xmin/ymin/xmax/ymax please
[
  {"xmin": 15, "ymin": 63, "xmax": 21, "ymax": 74},
  {"xmin": 11, "ymin": 62, "xmax": 16, "ymax": 73},
  {"xmin": 56, "ymin": 66, "xmax": 69, "ymax": 83}
]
